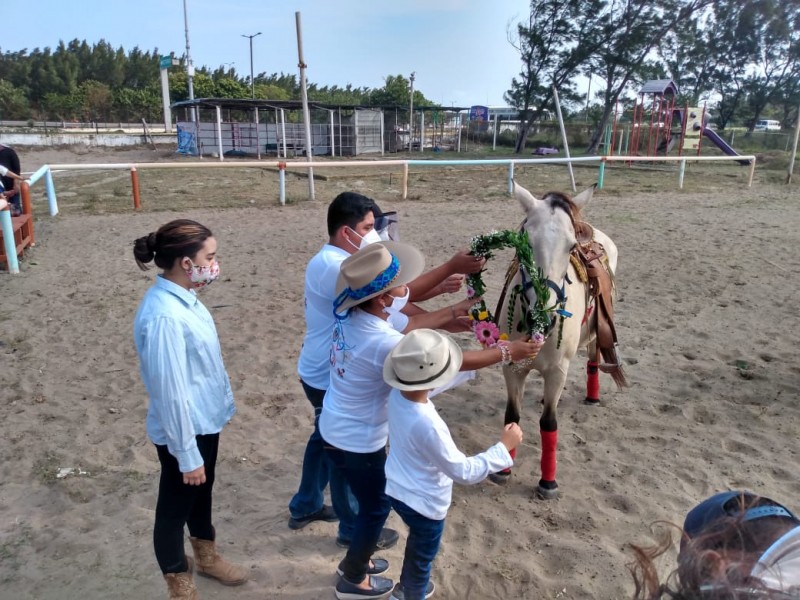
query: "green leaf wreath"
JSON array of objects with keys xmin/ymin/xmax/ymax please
[{"xmin": 465, "ymin": 230, "xmax": 554, "ymax": 347}]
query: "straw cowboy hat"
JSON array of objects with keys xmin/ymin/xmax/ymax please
[
  {"xmin": 383, "ymin": 329, "xmax": 463, "ymax": 391},
  {"xmin": 334, "ymin": 241, "xmax": 425, "ymax": 315}
]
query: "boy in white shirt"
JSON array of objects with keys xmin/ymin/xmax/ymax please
[{"xmin": 382, "ymin": 329, "xmax": 524, "ymax": 600}]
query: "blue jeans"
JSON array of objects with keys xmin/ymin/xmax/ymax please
[
  {"xmin": 289, "ymin": 380, "xmax": 356, "ymax": 540},
  {"xmin": 324, "ymin": 443, "xmax": 391, "ymax": 584},
  {"xmin": 391, "ymin": 498, "xmax": 445, "ymax": 600}
]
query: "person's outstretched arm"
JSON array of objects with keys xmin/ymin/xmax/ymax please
[
  {"xmin": 408, "ymin": 250, "xmax": 485, "ymax": 301},
  {"xmin": 422, "ymin": 422, "xmax": 523, "ymax": 485}
]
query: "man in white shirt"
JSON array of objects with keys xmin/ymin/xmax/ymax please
[{"xmin": 289, "ymin": 192, "xmax": 486, "ymax": 549}]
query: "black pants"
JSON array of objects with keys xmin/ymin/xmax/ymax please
[{"xmin": 154, "ymin": 433, "xmax": 218, "ymax": 574}]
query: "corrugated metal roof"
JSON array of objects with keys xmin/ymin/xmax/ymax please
[
  {"xmin": 638, "ymin": 80, "xmax": 679, "ymax": 95},
  {"xmin": 170, "ymin": 98, "xmax": 469, "ymax": 112}
]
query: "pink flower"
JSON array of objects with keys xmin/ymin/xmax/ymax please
[
  {"xmin": 532, "ymin": 332, "xmax": 545, "ymax": 344},
  {"xmin": 473, "ymin": 321, "xmax": 500, "ymax": 347},
  {"xmin": 466, "ymin": 286, "xmax": 476, "ymax": 299}
]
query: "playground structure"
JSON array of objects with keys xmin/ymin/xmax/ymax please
[{"xmin": 603, "ymin": 79, "xmax": 751, "ymax": 166}]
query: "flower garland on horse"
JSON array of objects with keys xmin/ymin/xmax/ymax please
[{"xmin": 466, "ymin": 230, "xmax": 570, "ymax": 356}]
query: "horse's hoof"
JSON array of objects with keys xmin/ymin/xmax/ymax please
[
  {"xmin": 584, "ymin": 397, "xmax": 600, "ymax": 405},
  {"xmin": 489, "ymin": 471, "xmax": 511, "ymax": 486},
  {"xmin": 536, "ymin": 480, "xmax": 559, "ymax": 500}
]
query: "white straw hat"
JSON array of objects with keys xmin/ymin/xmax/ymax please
[{"xmin": 383, "ymin": 329, "xmax": 463, "ymax": 391}]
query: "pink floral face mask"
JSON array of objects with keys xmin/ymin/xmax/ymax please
[{"xmin": 185, "ymin": 259, "xmax": 220, "ymax": 289}]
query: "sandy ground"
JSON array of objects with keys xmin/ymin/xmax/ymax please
[{"xmin": 1, "ymin": 144, "xmax": 799, "ymax": 599}]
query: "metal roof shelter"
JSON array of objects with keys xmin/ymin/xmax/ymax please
[{"xmin": 171, "ymin": 98, "xmax": 469, "ymax": 159}]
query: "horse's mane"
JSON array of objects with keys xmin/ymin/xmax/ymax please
[{"xmin": 543, "ymin": 191, "xmax": 580, "ymax": 226}]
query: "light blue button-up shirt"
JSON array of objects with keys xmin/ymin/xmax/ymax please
[{"xmin": 134, "ymin": 275, "xmax": 235, "ymax": 472}]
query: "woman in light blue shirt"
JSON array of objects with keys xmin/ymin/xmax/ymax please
[{"xmin": 133, "ymin": 219, "xmax": 247, "ymax": 599}]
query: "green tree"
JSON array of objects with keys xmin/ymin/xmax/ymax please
[
  {"xmin": 506, "ymin": 0, "xmax": 609, "ymax": 153},
  {"xmin": 584, "ymin": 0, "xmax": 714, "ymax": 153},
  {"xmin": 742, "ymin": 0, "xmax": 800, "ymax": 130},
  {"xmin": 0, "ymin": 79, "xmax": 30, "ymax": 119},
  {"xmin": 78, "ymin": 80, "xmax": 113, "ymax": 121}
]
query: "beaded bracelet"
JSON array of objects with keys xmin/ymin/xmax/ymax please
[{"xmin": 497, "ymin": 341, "xmax": 512, "ymax": 365}]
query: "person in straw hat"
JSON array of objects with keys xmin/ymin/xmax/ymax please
[
  {"xmin": 320, "ymin": 241, "xmax": 542, "ymax": 600},
  {"xmin": 290, "ymin": 191, "xmax": 485, "ymax": 549},
  {"xmin": 382, "ymin": 328, "xmax": 524, "ymax": 600}
]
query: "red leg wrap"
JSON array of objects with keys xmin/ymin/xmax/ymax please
[
  {"xmin": 500, "ymin": 446, "xmax": 516, "ymax": 474},
  {"xmin": 586, "ymin": 360, "xmax": 600, "ymax": 401},
  {"xmin": 540, "ymin": 429, "xmax": 558, "ymax": 482}
]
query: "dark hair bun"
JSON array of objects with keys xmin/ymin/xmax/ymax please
[{"xmin": 133, "ymin": 233, "xmax": 156, "ymax": 270}]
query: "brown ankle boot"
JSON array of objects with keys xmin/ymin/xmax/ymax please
[
  {"xmin": 189, "ymin": 536, "xmax": 248, "ymax": 586},
  {"xmin": 163, "ymin": 556, "xmax": 198, "ymax": 600}
]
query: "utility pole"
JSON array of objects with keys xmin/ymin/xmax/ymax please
[
  {"xmin": 409, "ymin": 72, "xmax": 416, "ymax": 150},
  {"xmin": 242, "ymin": 32, "xmax": 262, "ymax": 98},
  {"xmin": 295, "ymin": 11, "xmax": 315, "ymax": 200},
  {"xmin": 182, "ymin": 0, "xmax": 196, "ymax": 122}
]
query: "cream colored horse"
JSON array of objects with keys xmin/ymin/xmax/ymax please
[{"xmin": 491, "ymin": 182, "xmax": 624, "ymax": 499}]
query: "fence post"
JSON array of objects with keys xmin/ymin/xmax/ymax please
[
  {"xmin": 278, "ymin": 162, "xmax": 286, "ymax": 205},
  {"xmin": 597, "ymin": 157, "xmax": 607, "ymax": 190},
  {"xmin": 44, "ymin": 168, "xmax": 58, "ymax": 216},
  {"xmin": 21, "ymin": 182, "xmax": 34, "ymax": 245},
  {"xmin": 679, "ymin": 159, "xmax": 686, "ymax": 189},
  {"xmin": 131, "ymin": 167, "xmax": 141, "ymax": 210},
  {"xmin": 508, "ymin": 161, "xmax": 515, "ymax": 195},
  {"xmin": 402, "ymin": 162, "xmax": 409, "ymax": 200},
  {"xmin": 0, "ymin": 202, "xmax": 19, "ymax": 274}
]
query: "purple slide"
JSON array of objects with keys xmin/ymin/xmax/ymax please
[{"xmin": 701, "ymin": 127, "xmax": 751, "ymax": 166}]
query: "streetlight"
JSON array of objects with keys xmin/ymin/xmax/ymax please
[
  {"xmin": 241, "ymin": 32, "xmax": 262, "ymax": 98},
  {"xmin": 182, "ymin": 0, "xmax": 196, "ymax": 122}
]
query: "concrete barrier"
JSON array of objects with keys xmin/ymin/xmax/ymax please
[{"xmin": 0, "ymin": 132, "xmax": 175, "ymax": 148}]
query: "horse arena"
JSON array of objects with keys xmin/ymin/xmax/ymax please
[{"xmin": 1, "ymin": 146, "xmax": 798, "ymax": 599}]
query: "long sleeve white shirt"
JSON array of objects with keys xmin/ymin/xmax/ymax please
[{"xmin": 385, "ymin": 390, "xmax": 513, "ymax": 520}]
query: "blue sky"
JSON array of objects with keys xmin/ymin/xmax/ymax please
[{"xmin": 3, "ymin": 0, "xmax": 533, "ymax": 108}]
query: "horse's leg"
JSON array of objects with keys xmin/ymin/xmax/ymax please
[
  {"xmin": 537, "ymin": 363, "xmax": 568, "ymax": 499},
  {"xmin": 585, "ymin": 340, "xmax": 600, "ymax": 404},
  {"xmin": 488, "ymin": 366, "xmax": 527, "ymax": 485}
]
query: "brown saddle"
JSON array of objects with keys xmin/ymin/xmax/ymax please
[{"xmin": 572, "ymin": 222, "xmax": 627, "ymax": 389}]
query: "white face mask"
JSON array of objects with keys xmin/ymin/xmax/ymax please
[
  {"xmin": 383, "ymin": 286, "xmax": 410, "ymax": 315},
  {"xmin": 347, "ymin": 227, "xmax": 382, "ymax": 251}
]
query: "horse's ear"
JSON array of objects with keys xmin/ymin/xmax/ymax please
[
  {"xmin": 571, "ymin": 184, "xmax": 597, "ymax": 210},
  {"xmin": 513, "ymin": 181, "xmax": 541, "ymax": 214}
]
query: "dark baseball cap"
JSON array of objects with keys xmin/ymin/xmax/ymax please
[{"xmin": 682, "ymin": 491, "xmax": 799, "ymax": 545}]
